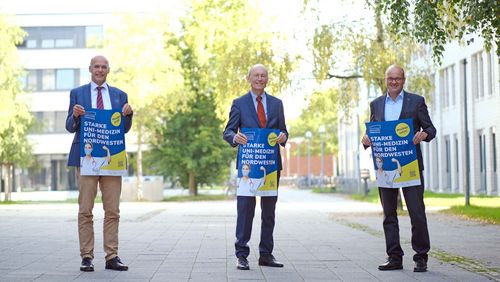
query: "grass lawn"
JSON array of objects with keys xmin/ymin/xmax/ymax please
[
  {"xmin": 0, "ymin": 198, "xmax": 81, "ymax": 205},
  {"xmin": 349, "ymin": 188, "xmax": 500, "ymax": 224},
  {"xmin": 311, "ymin": 187, "xmax": 337, "ymax": 193},
  {"xmin": 164, "ymin": 194, "xmax": 230, "ymax": 202}
]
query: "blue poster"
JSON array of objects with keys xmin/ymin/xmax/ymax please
[
  {"xmin": 366, "ymin": 119, "xmax": 421, "ymax": 188},
  {"xmin": 80, "ymin": 109, "xmax": 127, "ymax": 176},
  {"xmin": 237, "ymin": 128, "xmax": 280, "ymax": 197}
]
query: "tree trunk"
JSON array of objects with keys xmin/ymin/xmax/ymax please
[
  {"xmin": 3, "ymin": 164, "xmax": 12, "ymax": 202},
  {"xmin": 136, "ymin": 119, "xmax": 143, "ymax": 201},
  {"xmin": 188, "ymin": 172, "xmax": 197, "ymax": 196}
]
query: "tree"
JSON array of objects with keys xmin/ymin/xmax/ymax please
[
  {"xmin": 311, "ymin": 1, "xmax": 432, "ymax": 99},
  {"xmin": 146, "ymin": 42, "xmax": 233, "ymax": 195},
  {"xmin": 104, "ymin": 13, "xmax": 185, "ymax": 199},
  {"xmin": 0, "ymin": 13, "xmax": 33, "ymax": 201},
  {"xmin": 290, "ymin": 87, "xmax": 339, "ymax": 156},
  {"xmin": 181, "ymin": 0, "xmax": 298, "ymax": 118},
  {"xmin": 378, "ymin": 0, "xmax": 499, "ymax": 63}
]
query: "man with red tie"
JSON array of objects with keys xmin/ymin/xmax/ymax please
[
  {"xmin": 223, "ymin": 64, "xmax": 288, "ymax": 270},
  {"xmin": 66, "ymin": 55, "xmax": 133, "ymax": 272}
]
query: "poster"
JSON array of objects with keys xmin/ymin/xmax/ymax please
[
  {"xmin": 237, "ymin": 128, "xmax": 280, "ymax": 197},
  {"xmin": 366, "ymin": 119, "xmax": 421, "ymax": 188},
  {"xmin": 80, "ymin": 109, "xmax": 127, "ymax": 176}
]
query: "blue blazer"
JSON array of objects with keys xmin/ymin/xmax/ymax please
[
  {"xmin": 66, "ymin": 83, "xmax": 133, "ymax": 167},
  {"xmin": 223, "ymin": 92, "xmax": 288, "ymax": 170},
  {"xmin": 368, "ymin": 91, "xmax": 436, "ymax": 171}
]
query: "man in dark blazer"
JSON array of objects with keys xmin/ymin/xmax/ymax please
[
  {"xmin": 223, "ymin": 64, "xmax": 288, "ymax": 270},
  {"xmin": 66, "ymin": 55, "xmax": 133, "ymax": 272},
  {"xmin": 362, "ymin": 65, "xmax": 436, "ymax": 273}
]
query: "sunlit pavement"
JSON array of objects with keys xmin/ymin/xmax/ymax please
[{"xmin": 0, "ymin": 187, "xmax": 498, "ymax": 281}]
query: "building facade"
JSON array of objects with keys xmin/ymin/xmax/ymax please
[
  {"xmin": 12, "ymin": 12, "xmax": 109, "ymax": 191},
  {"xmin": 423, "ymin": 39, "xmax": 499, "ymax": 195},
  {"xmin": 336, "ymin": 39, "xmax": 499, "ymax": 196}
]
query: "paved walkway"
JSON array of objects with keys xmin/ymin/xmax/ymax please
[{"xmin": 0, "ymin": 187, "xmax": 498, "ymax": 281}]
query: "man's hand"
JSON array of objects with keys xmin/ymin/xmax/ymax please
[
  {"xmin": 276, "ymin": 132, "xmax": 287, "ymax": 144},
  {"xmin": 234, "ymin": 132, "xmax": 248, "ymax": 145},
  {"xmin": 122, "ymin": 103, "xmax": 133, "ymax": 116},
  {"xmin": 73, "ymin": 104, "xmax": 85, "ymax": 118},
  {"xmin": 361, "ymin": 134, "xmax": 371, "ymax": 147},
  {"xmin": 413, "ymin": 131, "xmax": 428, "ymax": 145}
]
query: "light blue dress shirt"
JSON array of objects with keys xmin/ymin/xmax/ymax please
[
  {"xmin": 250, "ymin": 91, "xmax": 268, "ymax": 118},
  {"xmin": 384, "ymin": 91, "xmax": 404, "ymax": 121}
]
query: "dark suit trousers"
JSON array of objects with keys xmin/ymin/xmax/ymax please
[
  {"xmin": 378, "ymin": 173, "xmax": 430, "ymax": 262},
  {"xmin": 235, "ymin": 172, "xmax": 280, "ymax": 258}
]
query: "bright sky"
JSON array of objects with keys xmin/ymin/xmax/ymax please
[{"xmin": 1, "ymin": 0, "xmax": 372, "ymax": 120}]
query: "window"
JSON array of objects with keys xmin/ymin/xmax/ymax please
[
  {"xmin": 56, "ymin": 69, "xmax": 75, "ymax": 90},
  {"xmin": 30, "ymin": 111, "xmax": 67, "ymax": 134},
  {"xmin": 472, "ymin": 51, "xmax": 485, "ymax": 99},
  {"xmin": 450, "ymin": 65, "xmax": 456, "ymax": 105},
  {"xmin": 455, "ymin": 135, "xmax": 459, "ymax": 173},
  {"xmin": 479, "ymin": 52, "xmax": 484, "ymax": 98},
  {"xmin": 26, "ymin": 39, "xmax": 36, "ymax": 48},
  {"xmin": 493, "ymin": 128, "xmax": 497, "ymax": 173},
  {"xmin": 55, "ymin": 39, "xmax": 74, "ymax": 48},
  {"xmin": 42, "ymin": 70, "xmax": 55, "ymax": 90},
  {"xmin": 486, "ymin": 51, "xmax": 495, "ymax": 96},
  {"xmin": 439, "ymin": 65, "xmax": 455, "ymax": 108},
  {"xmin": 85, "ymin": 26, "xmax": 103, "ymax": 48},
  {"xmin": 19, "ymin": 26, "xmax": 87, "ymax": 49},
  {"xmin": 23, "ymin": 69, "xmax": 80, "ymax": 91},
  {"xmin": 41, "ymin": 39, "xmax": 55, "ymax": 48}
]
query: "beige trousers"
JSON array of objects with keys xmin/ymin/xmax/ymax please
[{"xmin": 77, "ymin": 168, "xmax": 121, "ymax": 261}]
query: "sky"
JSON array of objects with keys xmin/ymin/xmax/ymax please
[{"xmin": 0, "ymin": 0, "xmax": 372, "ymax": 121}]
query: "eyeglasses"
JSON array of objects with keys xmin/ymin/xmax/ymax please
[{"xmin": 386, "ymin": 77, "xmax": 404, "ymax": 82}]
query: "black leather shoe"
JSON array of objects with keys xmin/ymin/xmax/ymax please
[
  {"xmin": 378, "ymin": 258, "xmax": 403, "ymax": 271},
  {"xmin": 237, "ymin": 257, "xmax": 249, "ymax": 270},
  {"xmin": 414, "ymin": 259, "xmax": 427, "ymax": 272},
  {"xmin": 105, "ymin": 256, "xmax": 128, "ymax": 271},
  {"xmin": 258, "ymin": 255, "xmax": 284, "ymax": 267},
  {"xmin": 80, "ymin": 257, "xmax": 94, "ymax": 272}
]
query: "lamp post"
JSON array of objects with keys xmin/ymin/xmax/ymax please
[
  {"xmin": 285, "ymin": 143, "xmax": 291, "ymax": 177},
  {"xmin": 305, "ymin": 131, "xmax": 312, "ymax": 188},
  {"xmin": 294, "ymin": 137, "xmax": 304, "ymax": 188},
  {"xmin": 318, "ymin": 125, "xmax": 326, "ymax": 188}
]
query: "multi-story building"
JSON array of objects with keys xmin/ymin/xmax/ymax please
[
  {"xmin": 337, "ymin": 38, "xmax": 499, "ymax": 196},
  {"xmin": 14, "ymin": 13, "xmax": 107, "ymax": 191},
  {"xmin": 422, "ymin": 39, "xmax": 499, "ymax": 195}
]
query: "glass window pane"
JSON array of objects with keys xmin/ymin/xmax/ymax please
[
  {"xmin": 26, "ymin": 39, "xmax": 37, "ymax": 48},
  {"xmin": 25, "ymin": 70, "xmax": 37, "ymax": 91},
  {"xmin": 55, "ymin": 39, "xmax": 74, "ymax": 48},
  {"xmin": 42, "ymin": 70, "xmax": 55, "ymax": 90},
  {"xmin": 80, "ymin": 68, "xmax": 90, "ymax": 84},
  {"xmin": 41, "ymin": 39, "xmax": 54, "ymax": 48},
  {"xmin": 85, "ymin": 26, "xmax": 103, "ymax": 48},
  {"xmin": 56, "ymin": 69, "xmax": 75, "ymax": 90}
]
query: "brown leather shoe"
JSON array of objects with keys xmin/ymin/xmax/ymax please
[
  {"xmin": 378, "ymin": 257, "xmax": 403, "ymax": 271},
  {"xmin": 105, "ymin": 256, "xmax": 128, "ymax": 271}
]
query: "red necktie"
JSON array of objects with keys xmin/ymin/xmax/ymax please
[
  {"xmin": 256, "ymin": 96, "xmax": 266, "ymax": 128},
  {"xmin": 96, "ymin": 86, "xmax": 104, "ymax": 109}
]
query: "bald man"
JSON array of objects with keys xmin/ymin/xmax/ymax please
[
  {"xmin": 66, "ymin": 55, "xmax": 133, "ymax": 272},
  {"xmin": 223, "ymin": 64, "xmax": 288, "ymax": 270},
  {"xmin": 362, "ymin": 65, "xmax": 436, "ymax": 272}
]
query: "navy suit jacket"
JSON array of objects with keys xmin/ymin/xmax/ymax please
[
  {"xmin": 66, "ymin": 83, "xmax": 133, "ymax": 167},
  {"xmin": 223, "ymin": 92, "xmax": 288, "ymax": 170},
  {"xmin": 368, "ymin": 91, "xmax": 436, "ymax": 171}
]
